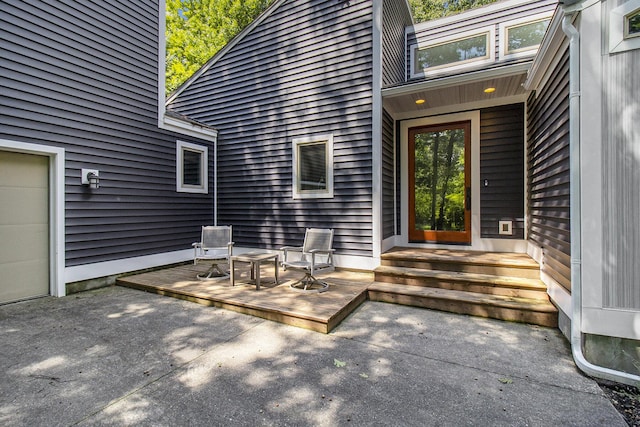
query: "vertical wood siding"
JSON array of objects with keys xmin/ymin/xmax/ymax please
[
  {"xmin": 0, "ymin": 0, "xmax": 214, "ymax": 267},
  {"xmin": 168, "ymin": 0, "xmax": 374, "ymax": 256},
  {"xmin": 602, "ymin": 28, "xmax": 640, "ymax": 309},
  {"xmin": 480, "ymin": 103, "xmax": 525, "ymax": 239},
  {"xmin": 382, "ymin": 108, "xmax": 395, "ymax": 239},
  {"xmin": 406, "ymin": 0, "xmax": 557, "ymax": 81},
  {"xmin": 382, "ymin": 0, "xmax": 412, "ymax": 86},
  {"xmin": 526, "ymin": 51, "xmax": 571, "ymax": 291}
]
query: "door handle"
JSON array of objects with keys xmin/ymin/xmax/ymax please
[{"xmin": 465, "ymin": 187, "xmax": 471, "ymax": 211}]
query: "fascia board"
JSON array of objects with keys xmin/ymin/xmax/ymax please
[
  {"xmin": 410, "ymin": 0, "xmax": 535, "ymax": 31},
  {"xmin": 523, "ymin": 7, "xmax": 566, "ymax": 90},
  {"xmin": 382, "ymin": 62, "xmax": 531, "ymax": 98}
]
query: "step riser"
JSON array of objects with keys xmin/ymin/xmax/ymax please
[
  {"xmin": 368, "ymin": 291, "xmax": 558, "ymax": 328},
  {"xmin": 374, "ymin": 273, "xmax": 549, "ymax": 300},
  {"xmin": 381, "ymin": 259, "xmax": 540, "ymax": 279}
]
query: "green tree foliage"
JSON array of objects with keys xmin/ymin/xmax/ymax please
[
  {"xmin": 409, "ymin": 0, "xmax": 498, "ymax": 23},
  {"xmin": 414, "ymin": 128, "xmax": 466, "ymax": 231},
  {"xmin": 165, "ymin": 0, "xmax": 274, "ymax": 94}
]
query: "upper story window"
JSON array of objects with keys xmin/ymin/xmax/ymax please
[
  {"xmin": 176, "ymin": 140, "xmax": 208, "ymax": 193},
  {"xmin": 610, "ymin": 0, "xmax": 640, "ymax": 53},
  {"xmin": 292, "ymin": 134, "xmax": 334, "ymax": 199},
  {"xmin": 499, "ymin": 13, "xmax": 551, "ymax": 60},
  {"xmin": 626, "ymin": 9, "xmax": 640, "ymax": 38},
  {"xmin": 410, "ymin": 27, "xmax": 495, "ymax": 79}
]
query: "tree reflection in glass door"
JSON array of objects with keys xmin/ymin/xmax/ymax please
[{"xmin": 409, "ymin": 121, "xmax": 471, "ymax": 243}]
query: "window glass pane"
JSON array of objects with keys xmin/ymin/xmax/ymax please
[
  {"xmin": 298, "ymin": 142, "xmax": 326, "ymax": 191},
  {"xmin": 415, "ymin": 34, "xmax": 487, "ymax": 72},
  {"xmin": 628, "ymin": 10, "xmax": 640, "ymax": 36},
  {"xmin": 183, "ymin": 149, "xmax": 202, "ymax": 186},
  {"xmin": 507, "ymin": 19, "xmax": 550, "ymax": 53}
]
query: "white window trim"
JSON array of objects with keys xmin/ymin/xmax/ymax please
[
  {"xmin": 610, "ymin": 0, "xmax": 640, "ymax": 53},
  {"xmin": 292, "ymin": 134, "xmax": 334, "ymax": 200},
  {"xmin": 176, "ymin": 140, "xmax": 208, "ymax": 194},
  {"xmin": 499, "ymin": 12, "xmax": 553, "ymax": 60},
  {"xmin": 410, "ymin": 26, "xmax": 495, "ymax": 79}
]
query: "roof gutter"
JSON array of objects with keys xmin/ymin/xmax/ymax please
[{"xmin": 562, "ymin": 7, "xmax": 640, "ymax": 387}]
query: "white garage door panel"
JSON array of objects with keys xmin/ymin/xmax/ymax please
[
  {"xmin": 0, "ymin": 187, "xmax": 49, "ymax": 225},
  {"xmin": 0, "ymin": 151, "xmax": 49, "ymax": 303},
  {"xmin": 0, "ymin": 259, "xmax": 49, "ymax": 303},
  {"xmin": 0, "ymin": 224, "xmax": 48, "ymax": 263}
]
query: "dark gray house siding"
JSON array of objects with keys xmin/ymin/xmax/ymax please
[
  {"xmin": 526, "ymin": 52, "xmax": 571, "ymax": 291},
  {"xmin": 382, "ymin": 0, "xmax": 413, "ymax": 87},
  {"xmin": 0, "ymin": 0, "xmax": 214, "ymax": 267},
  {"xmin": 480, "ymin": 103, "xmax": 525, "ymax": 239},
  {"xmin": 168, "ymin": 0, "xmax": 375, "ymax": 257},
  {"xmin": 382, "ymin": 108, "xmax": 395, "ymax": 239}
]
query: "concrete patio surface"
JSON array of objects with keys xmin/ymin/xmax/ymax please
[{"xmin": 0, "ymin": 286, "xmax": 626, "ymax": 426}]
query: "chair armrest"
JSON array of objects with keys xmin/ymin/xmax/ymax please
[
  {"xmin": 280, "ymin": 246, "xmax": 302, "ymax": 251},
  {"xmin": 280, "ymin": 246, "xmax": 303, "ymax": 263},
  {"xmin": 308, "ymin": 248, "xmax": 335, "ymax": 254},
  {"xmin": 192, "ymin": 242, "xmax": 202, "ymax": 248}
]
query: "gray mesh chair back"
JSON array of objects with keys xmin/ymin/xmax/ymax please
[
  {"xmin": 281, "ymin": 228, "xmax": 334, "ymax": 292},
  {"xmin": 202, "ymin": 226, "xmax": 232, "ymax": 250},
  {"xmin": 193, "ymin": 225, "xmax": 233, "ymax": 280}
]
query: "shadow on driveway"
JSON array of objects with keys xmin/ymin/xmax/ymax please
[{"xmin": 0, "ymin": 286, "xmax": 626, "ymax": 426}]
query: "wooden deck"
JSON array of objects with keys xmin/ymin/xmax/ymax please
[{"xmin": 116, "ymin": 263, "xmax": 374, "ymax": 334}]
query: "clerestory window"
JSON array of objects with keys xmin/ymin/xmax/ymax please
[{"xmin": 410, "ymin": 27, "xmax": 494, "ymax": 79}]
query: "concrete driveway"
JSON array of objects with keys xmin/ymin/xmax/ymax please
[{"xmin": 0, "ymin": 286, "xmax": 625, "ymax": 426}]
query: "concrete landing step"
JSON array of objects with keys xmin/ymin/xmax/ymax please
[
  {"xmin": 374, "ymin": 265, "xmax": 548, "ymax": 300},
  {"xmin": 367, "ymin": 282, "xmax": 558, "ymax": 328}
]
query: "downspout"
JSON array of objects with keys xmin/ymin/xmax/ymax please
[{"xmin": 562, "ymin": 12, "xmax": 640, "ymax": 386}]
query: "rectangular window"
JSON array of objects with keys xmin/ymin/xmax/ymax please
[
  {"xmin": 410, "ymin": 27, "xmax": 494, "ymax": 78},
  {"xmin": 177, "ymin": 140, "xmax": 208, "ymax": 193},
  {"xmin": 610, "ymin": 1, "xmax": 640, "ymax": 53},
  {"xmin": 292, "ymin": 134, "xmax": 333, "ymax": 199},
  {"xmin": 626, "ymin": 9, "xmax": 640, "ymax": 38},
  {"xmin": 499, "ymin": 13, "xmax": 552, "ymax": 60},
  {"xmin": 506, "ymin": 19, "xmax": 549, "ymax": 53}
]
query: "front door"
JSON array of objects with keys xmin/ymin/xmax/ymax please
[{"xmin": 408, "ymin": 121, "xmax": 471, "ymax": 244}]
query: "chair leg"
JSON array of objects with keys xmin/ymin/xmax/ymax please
[
  {"xmin": 289, "ymin": 272, "xmax": 329, "ymax": 293},
  {"xmin": 197, "ymin": 263, "xmax": 229, "ymax": 280}
]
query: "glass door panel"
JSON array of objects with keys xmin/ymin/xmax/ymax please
[{"xmin": 409, "ymin": 121, "xmax": 471, "ymax": 243}]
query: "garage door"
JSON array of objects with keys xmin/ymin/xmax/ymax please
[{"xmin": 0, "ymin": 151, "xmax": 49, "ymax": 303}]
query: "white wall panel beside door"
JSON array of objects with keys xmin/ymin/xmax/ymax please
[{"xmin": 0, "ymin": 151, "xmax": 49, "ymax": 303}]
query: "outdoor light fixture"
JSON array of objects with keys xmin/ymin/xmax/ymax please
[
  {"xmin": 415, "ymin": 98, "xmax": 426, "ymax": 105},
  {"xmin": 484, "ymin": 87, "xmax": 496, "ymax": 93},
  {"xmin": 81, "ymin": 168, "xmax": 100, "ymax": 189}
]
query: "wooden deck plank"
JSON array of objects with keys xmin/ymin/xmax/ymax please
[{"xmin": 117, "ymin": 264, "xmax": 374, "ymax": 333}]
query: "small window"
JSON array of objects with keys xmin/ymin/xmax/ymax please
[
  {"xmin": 410, "ymin": 27, "xmax": 494, "ymax": 78},
  {"xmin": 506, "ymin": 19, "xmax": 549, "ymax": 54},
  {"xmin": 499, "ymin": 13, "xmax": 552, "ymax": 60},
  {"xmin": 610, "ymin": 0, "xmax": 640, "ymax": 53},
  {"xmin": 292, "ymin": 134, "xmax": 333, "ymax": 199},
  {"xmin": 177, "ymin": 140, "xmax": 208, "ymax": 193},
  {"xmin": 626, "ymin": 9, "xmax": 640, "ymax": 38}
]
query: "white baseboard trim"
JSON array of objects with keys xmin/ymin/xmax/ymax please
[{"xmin": 65, "ymin": 249, "xmax": 193, "ymax": 283}]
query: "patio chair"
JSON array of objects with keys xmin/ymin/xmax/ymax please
[
  {"xmin": 281, "ymin": 228, "xmax": 335, "ymax": 292},
  {"xmin": 192, "ymin": 225, "xmax": 234, "ymax": 280}
]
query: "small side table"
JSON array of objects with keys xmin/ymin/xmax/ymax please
[{"xmin": 230, "ymin": 252, "xmax": 279, "ymax": 290}]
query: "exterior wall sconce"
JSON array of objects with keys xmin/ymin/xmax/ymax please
[{"xmin": 81, "ymin": 168, "xmax": 100, "ymax": 189}]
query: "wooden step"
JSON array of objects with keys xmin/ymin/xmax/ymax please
[
  {"xmin": 368, "ymin": 282, "xmax": 558, "ymax": 328},
  {"xmin": 381, "ymin": 248, "xmax": 540, "ymax": 279},
  {"xmin": 374, "ymin": 265, "xmax": 549, "ymax": 300}
]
